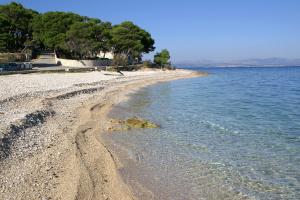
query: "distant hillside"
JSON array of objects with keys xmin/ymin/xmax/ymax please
[{"xmin": 175, "ymin": 58, "xmax": 300, "ymax": 67}]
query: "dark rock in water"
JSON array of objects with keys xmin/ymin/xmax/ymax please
[{"xmin": 108, "ymin": 117, "xmax": 159, "ymax": 132}]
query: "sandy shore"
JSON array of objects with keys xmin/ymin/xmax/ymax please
[{"xmin": 0, "ymin": 69, "xmax": 205, "ymax": 200}]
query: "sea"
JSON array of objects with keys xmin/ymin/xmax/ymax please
[{"xmin": 103, "ymin": 66, "xmax": 300, "ymax": 200}]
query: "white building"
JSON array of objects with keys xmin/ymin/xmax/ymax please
[{"xmin": 97, "ymin": 51, "xmax": 114, "ymax": 59}]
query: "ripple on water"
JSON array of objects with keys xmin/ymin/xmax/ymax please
[{"xmin": 104, "ymin": 67, "xmax": 300, "ymax": 200}]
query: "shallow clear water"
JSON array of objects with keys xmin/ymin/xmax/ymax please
[{"xmin": 103, "ymin": 67, "xmax": 300, "ymax": 200}]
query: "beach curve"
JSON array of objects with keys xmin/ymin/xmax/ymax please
[{"xmin": 0, "ymin": 69, "xmax": 205, "ymax": 200}]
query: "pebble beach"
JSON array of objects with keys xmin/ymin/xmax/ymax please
[{"xmin": 0, "ymin": 69, "xmax": 202, "ymax": 200}]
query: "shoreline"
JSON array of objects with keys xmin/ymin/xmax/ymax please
[{"xmin": 0, "ymin": 69, "xmax": 206, "ymax": 200}]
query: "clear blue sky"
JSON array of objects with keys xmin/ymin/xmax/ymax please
[{"xmin": 1, "ymin": 0, "xmax": 300, "ymax": 63}]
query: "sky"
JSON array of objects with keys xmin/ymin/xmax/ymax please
[{"xmin": 1, "ymin": 0, "xmax": 300, "ymax": 63}]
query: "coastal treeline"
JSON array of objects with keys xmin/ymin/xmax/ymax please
[{"xmin": 0, "ymin": 2, "xmax": 156, "ymax": 65}]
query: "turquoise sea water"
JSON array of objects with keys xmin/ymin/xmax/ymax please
[{"xmin": 104, "ymin": 67, "xmax": 300, "ymax": 200}]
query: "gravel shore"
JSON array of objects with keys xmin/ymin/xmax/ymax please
[{"xmin": 0, "ymin": 69, "xmax": 203, "ymax": 200}]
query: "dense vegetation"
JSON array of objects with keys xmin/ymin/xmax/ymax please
[
  {"xmin": 154, "ymin": 49, "xmax": 171, "ymax": 67},
  {"xmin": 0, "ymin": 2, "xmax": 160, "ymax": 65},
  {"xmin": 0, "ymin": 2, "xmax": 37, "ymax": 52}
]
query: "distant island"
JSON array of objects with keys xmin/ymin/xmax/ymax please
[{"xmin": 175, "ymin": 57, "xmax": 300, "ymax": 67}]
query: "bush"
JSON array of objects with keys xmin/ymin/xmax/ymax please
[
  {"xmin": 0, "ymin": 53, "xmax": 26, "ymax": 63},
  {"xmin": 142, "ymin": 60, "xmax": 154, "ymax": 68}
]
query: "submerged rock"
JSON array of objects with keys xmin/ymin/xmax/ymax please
[
  {"xmin": 125, "ymin": 117, "xmax": 158, "ymax": 128},
  {"xmin": 107, "ymin": 117, "xmax": 159, "ymax": 132}
]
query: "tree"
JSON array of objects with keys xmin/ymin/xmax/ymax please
[
  {"xmin": 154, "ymin": 49, "xmax": 171, "ymax": 67},
  {"xmin": 64, "ymin": 19, "xmax": 112, "ymax": 59},
  {"xmin": 32, "ymin": 11, "xmax": 83, "ymax": 52},
  {"xmin": 0, "ymin": 14, "xmax": 11, "ymax": 52},
  {"xmin": 0, "ymin": 2, "xmax": 157, "ymax": 62},
  {"xmin": 111, "ymin": 21, "xmax": 155, "ymax": 65},
  {"xmin": 65, "ymin": 22, "xmax": 95, "ymax": 59},
  {"xmin": 0, "ymin": 2, "xmax": 38, "ymax": 52},
  {"xmin": 90, "ymin": 20, "xmax": 112, "ymax": 57}
]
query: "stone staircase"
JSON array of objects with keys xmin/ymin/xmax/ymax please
[{"xmin": 32, "ymin": 52, "xmax": 57, "ymax": 67}]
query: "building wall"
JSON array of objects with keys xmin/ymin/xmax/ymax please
[{"xmin": 55, "ymin": 56, "xmax": 111, "ymax": 68}]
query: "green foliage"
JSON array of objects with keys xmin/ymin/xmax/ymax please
[
  {"xmin": 65, "ymin": 22, "xmax": 96, "ymax": 59},
  {"xmin": 0, "ymin": 15, "xmax": 11, "ymax": 52},
  {"xmin": 64, "ymin": 19, "xmax": 112, "ymax": 59},
  {"xmin": 0, "ymin": 2, "xmax": 156, "ymax": 61},
  {"xmin": 0, "ymin": 2, "xmax": 38, "ymax": 52},
  {"xmin": 154, "ymin": 49, "xmax": 171, "ymax": 67},
  {"xmin": 32, "ymin": 12, "xmax": 83, "ymax": 50},
  {"xmin": 111, "ymin": 21, "xmax": 155, "ymax": 65},
  {"xmin": 93, "ymin": 21, "xmax": 112, "ymax": 54}
]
